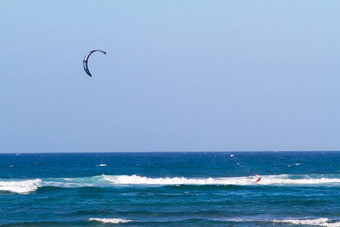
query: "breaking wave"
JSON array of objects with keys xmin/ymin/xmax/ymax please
[
  {"xmin": 1, "ymin": 174, "xmax": 340, "ymax": 194},
  {"xmin": 0, "ymin": 179, "xmax": 41, "ymax": 194},
  {"xmin": 221, "ymin": 217, "xmax": 340, "ymax": 226},
  {"xmin": 273, "ymin": 218, "xmax": 340, "ymax": 227},
  {"xmin": 89, "ymin": 218, "xmax": 132, "ymax": 224},
  {"xmin": 100, "ymin": 174, "xmax": 340, "ymax": 186}
]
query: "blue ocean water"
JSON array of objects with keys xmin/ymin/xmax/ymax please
[{"xmin": 0, "ymin": 152, "xmax": 339, "ymax": 226}]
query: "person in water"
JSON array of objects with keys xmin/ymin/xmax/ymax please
[{"xmin": 256, "ymin": 174, "xmax": 261, "ymax": 182}]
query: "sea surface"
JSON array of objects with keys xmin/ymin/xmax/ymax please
[{"xmin": 0, "ymin": 152, "xmax": 339, "ymax": 226}]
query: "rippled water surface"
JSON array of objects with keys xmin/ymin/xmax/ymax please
[{"xmin": 0, "ymin": 152, "xmax": 339, "ymax": 226}]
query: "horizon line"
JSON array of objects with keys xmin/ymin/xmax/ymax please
[{"xmin": 1, "ymin": 150, "xmax": 340, "ymax": 154}]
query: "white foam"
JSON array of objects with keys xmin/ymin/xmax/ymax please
[
  {"xmin": 273, "ymin": 218, "xmax": 340, "ymax": 227},
  {"xmin": 101, "ymin": 174, "xmax": 340, "ymax": 186},
  {"xmin": 218, "ymin": 217, "xmax": 340, "ymax": 226},
  {"xmin": 0, "ymin": 179, "xmax": 41, "ymax": 194},
  {"xmin": 89, "ymin": 218, "xmax": 132, "ymax": 224},
  {"xmin": 97, "ymin": 164, "xmax": 107, "ymax": 167},
  {"xmin": 103, "ymin": 174, "xmax": 260, "ymax": 185},
  {"xmin": 32, "ymin": 174, "xmax": 340, "ymax": 189},
  {"xmin": 258, "ymin": 174, "xmax": 340, "ymax": 186}
]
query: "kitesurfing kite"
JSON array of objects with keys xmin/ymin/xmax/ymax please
[{"xmin": 83, "ymin": 49, "xmax": 106, "ymax": 77}]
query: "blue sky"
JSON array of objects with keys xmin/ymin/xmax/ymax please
[{"xmin": 1, "ymin": 1, "xmax": 340, "ymax": 152}]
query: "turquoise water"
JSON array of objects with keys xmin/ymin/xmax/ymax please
[{"xmin": 0, "ymin": 152, "xmax": 339, "ymax": 226}]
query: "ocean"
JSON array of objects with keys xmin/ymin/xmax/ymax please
[{"xmin": 0, "ymin": 152, "xmax": 339, "ymax": 226}]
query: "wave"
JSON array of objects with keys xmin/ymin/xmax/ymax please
[
  {"xmin": 87, "ymin": 217, "xmax": 340, "ymax": 226},
  {"xmin": 4, "ymin": 217, "xmax": 339, "ymax": 226},
  {"xmin": 273, "ymin": 218, "xmax": 340, "ymax": 227},
  {"xmin": 96, "ymin": 164, "xmax": 107, "ymax": 167},
  {"xmin": 89, "ymin": 218, "xmax": 132, "ymax": 224},
  {"xmin": 1, "ymin": 174, "xmax": 340, "ymax": 194},
  {"xmin": 221, "ymin": 217, "xmax": 340, "ymax": 226},
  {"xmin": 101, "ymin": 174, "xmax": 340, "ymax": 186},
  {"xmin": 0, "ymin": 179, "xmax": 41, "ymax": 194}
]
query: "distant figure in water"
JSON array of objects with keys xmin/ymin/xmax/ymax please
[{"xmin": 256, "ymin": 174, "xmax": 261, "ymax": 182}]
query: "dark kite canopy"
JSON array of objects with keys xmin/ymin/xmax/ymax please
[{"xmin": 83, "ymin": 49, "xmax": 106, "ymax": 77}]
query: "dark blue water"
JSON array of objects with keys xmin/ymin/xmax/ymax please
[{"xmin": 0, "ymin": 152, "xmax": 339, "ymax": 226}]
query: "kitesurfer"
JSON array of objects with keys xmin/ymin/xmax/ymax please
[
  {"xmin": 227, "ymin": 154, "xmax": 262, "ymax": 183},
  {"xmin": 256, "ymin": 174, "xmax": 261, "ymax": 182}
]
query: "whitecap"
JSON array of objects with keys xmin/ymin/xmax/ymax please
[
  {"xmin": 36, "ymin": 174, "xmax": 340, "ymax": 189},
  {"xmin": 89, "ymin": 218, "xmax": 132, "ymax": 224},
  {"xmin": 97, "ymin": 164, "xmax": 107, "ymax": 167},
  {"xmin": 217, "ymin": 217, "xmax": 340, "ymax": 226},
  {"xmin": 0, "ymin": 179, "xmax": 41, "ymax": 194},
  {"xmin": 102, "ymin": 174, "xmax": 258, "ymax": 186},
  {"xmin": 273, "ymin": 218, "xmax": 340, "ymax": 227},
  {"xmin": 101, "ymin": 174, "xmax": 340, "ymax": 187}
]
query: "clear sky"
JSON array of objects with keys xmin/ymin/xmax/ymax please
[{"xmin": 1, "ymin": 1, "xmax": 340, "ymax": 153}]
